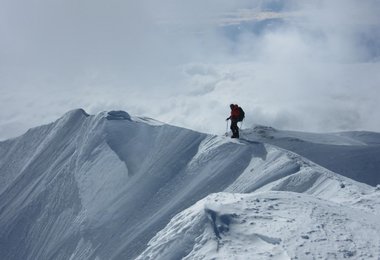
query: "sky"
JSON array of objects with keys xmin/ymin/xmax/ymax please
[{"xmin": 1, "ymin": 0, "xmax": 380, "ymax": 140}]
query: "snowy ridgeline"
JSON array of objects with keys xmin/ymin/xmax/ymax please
[{"xmin": 0, "ymin": 109, "xmax": 379, "ymax": 260}]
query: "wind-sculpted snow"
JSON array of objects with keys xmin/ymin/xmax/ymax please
[
  {"xmin": 0, "ymin": 109, "xmax": 379, "ymax": 260},
  {"xmin": 138, "ymin": 191, "xmax": 380, "ymax": 260}
]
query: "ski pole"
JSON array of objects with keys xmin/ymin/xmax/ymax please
[{"xmin": 225, "ymin": 120, "xmax": 229, "ymax": 136}]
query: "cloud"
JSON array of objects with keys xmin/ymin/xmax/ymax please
[{"xmin": 0, "ymin": 0, "xmax": 380, "ymax": 140}]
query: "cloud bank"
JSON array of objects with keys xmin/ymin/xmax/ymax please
[{"xmin": 1, "ymin": 0, "xmax": 380, "ymax": 139}]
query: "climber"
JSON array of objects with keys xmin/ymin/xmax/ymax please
[{"xmin": 226, "ymin": 104, "xmax": 244, "ymax": 138}]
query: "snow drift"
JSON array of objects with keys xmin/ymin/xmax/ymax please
[{"xmin": 0, "ymin": 109, "xmax": 379, "ymax": 260}]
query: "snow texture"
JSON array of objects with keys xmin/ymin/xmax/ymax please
[
  {"xmin": 138, "ymin": 191, "xmax": 380, "ymax": 260},
  {"xmin": 0, "ymin": 109, "xmax": 379, "ymax": 260}
]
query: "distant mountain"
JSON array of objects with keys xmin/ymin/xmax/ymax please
[{"xmin": 0, "ymin": 109, "xmax": 379, "ymax": 259}]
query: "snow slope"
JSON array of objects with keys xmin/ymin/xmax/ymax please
[
  {"xmin": 138, "ymin": 190, "xmax": 380, "ymax": 260},
  {"xmin": 241, "ymin": 126, "xmax": 380, "ymax": 186},
  {"xmin": 137, "ymin": 130, "xmax": 380, "ymax": 259},
  {"xmin": 0, "ymin": 109, "xmax": 379, "ymax": 260}
]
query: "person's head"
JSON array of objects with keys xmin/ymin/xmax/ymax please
[{"xmin": 230, "ymin": 104, "xmax": 234, "ymax": 109}]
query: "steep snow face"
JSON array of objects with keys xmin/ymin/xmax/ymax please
[
  {"xmin": 1, "ymin": 110, "xmax": 379, "ymax": 260},
  {"xmin": 0, "ymin": 109, "xmax": 128, "ymax": 259},
  {"xmin": 241, "ymin": 126, "xmax": 380, "ymax": 186}
]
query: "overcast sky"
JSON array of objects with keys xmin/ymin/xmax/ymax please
[{"xmin": 1, "ymin": 0, "xmax": 380, "ymax": 140}]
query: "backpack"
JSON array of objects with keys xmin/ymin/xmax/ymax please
[{"xmin": 237, "ymin": 106, "xmax": 245, "ymax": 122}]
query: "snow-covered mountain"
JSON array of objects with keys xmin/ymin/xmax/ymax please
[{"xmin": 0, "ymin": 109, "xmax": 379, "ymax": 260}]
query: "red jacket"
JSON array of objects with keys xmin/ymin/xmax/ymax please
[{"xmin": 230, "ymin": 105, "xmax": 240, "ymax": 121}]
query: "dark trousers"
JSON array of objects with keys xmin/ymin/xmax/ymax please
[{"xmin": 230, "ymin": 120, "xmax": 239, "ymax": 138}]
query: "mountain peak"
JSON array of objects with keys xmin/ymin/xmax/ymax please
[{"xmin": 63, "ymin": 108, "xmax": 90, "ymax": 119}]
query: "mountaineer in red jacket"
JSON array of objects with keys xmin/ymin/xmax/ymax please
[{"xmin": 226, "ymin": 104, "xmax": 240, "ymax": 138}]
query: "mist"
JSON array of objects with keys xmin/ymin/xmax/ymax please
[{"xmin": 1, "ymin": 0, "xmax": 380, "ymax": 139}]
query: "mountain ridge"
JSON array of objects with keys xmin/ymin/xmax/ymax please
[
  {"xmin": 242, "ymin": 125, "xmax": 380, "ymax": 186},
  {"xmin": 0, "ymin": 109, "xmax": 379, "ymax": 259}
]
